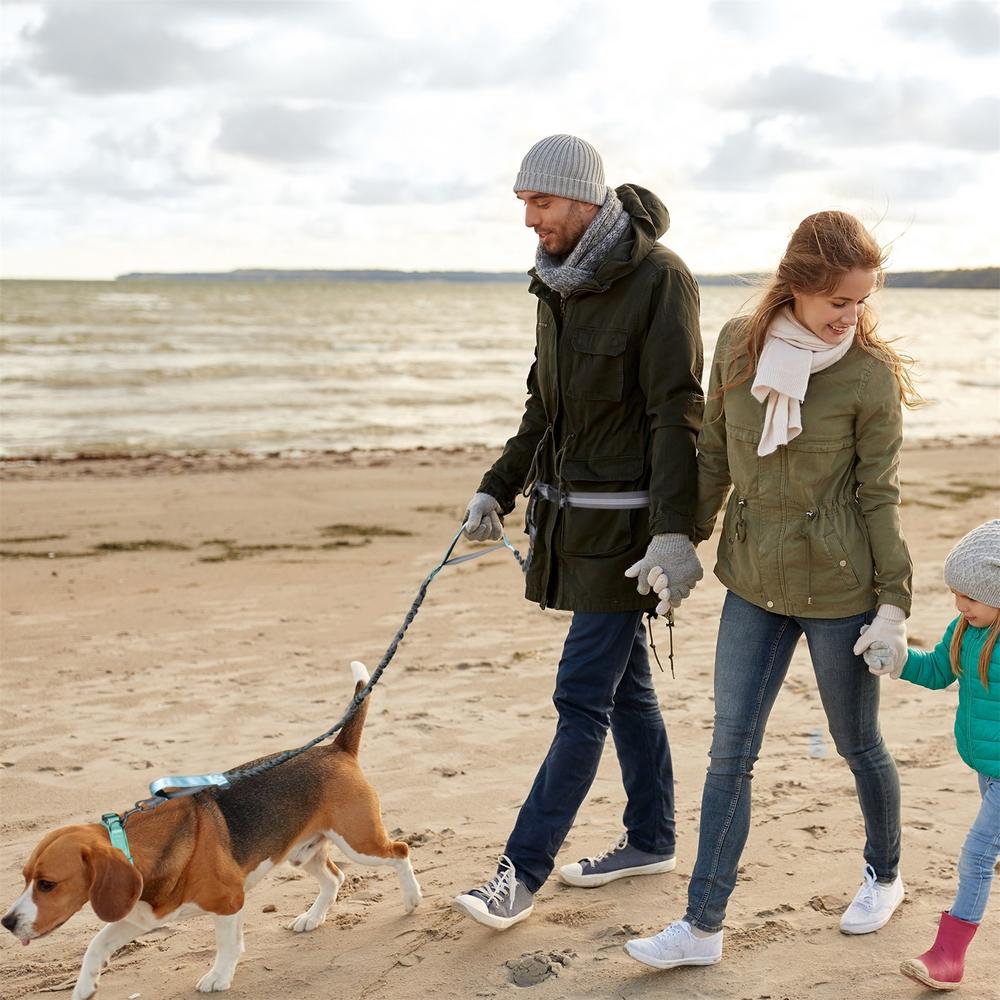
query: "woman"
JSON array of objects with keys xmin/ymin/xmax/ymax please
[{"xmin": 626, "ymin": 210, "xmax": 921, "ymax": 970}]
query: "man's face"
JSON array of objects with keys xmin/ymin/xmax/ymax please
[{"xmin": 517, "ymin": 191, "xmax": 599, "ymax": 257}]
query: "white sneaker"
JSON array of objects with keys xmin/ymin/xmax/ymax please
[
  {"xmin": 624, "ymin": 919, "xmax": 723, "ymax": 969},
  {"xmin": 840, "ymin": 864, "xmax": 904, "ymax": 934}
]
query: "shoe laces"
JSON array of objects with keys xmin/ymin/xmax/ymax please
[
  {"xmin": 585, "ymin": 832, "xmax": 628, "ymax": 866},
  {"xmin": 853, "ymin": 864, "xmax": 880, "ymax": 911},
  {"xmin": 652, "ymin": 920, "xmax": 687, "ymax": 945},
  {"xmin": 475, "ymin": 854, "xmax": 518, "ymax": 906}
]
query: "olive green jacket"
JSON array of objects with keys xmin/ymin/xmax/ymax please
[
  {"xmin": 695, "ymin": 320, "xmax": 912, "ymax": 618},
  {"xmin": 479, "ymin": 184, "xmax": 704, "ymax": 612}
]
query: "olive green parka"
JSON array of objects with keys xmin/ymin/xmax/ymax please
[
  {"xmin": 695, "ymin": 319, "xmax": 912, "ymax": 618},
  {"xmin": 479, "ymin": 184, "xmax": 704, "ymax": 612}
]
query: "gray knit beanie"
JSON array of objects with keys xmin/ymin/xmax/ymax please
[
  {"xmin": 513, "ymin": 134, "xmax": 607, "ymax": 205},
  {"xmin": 943, "ymin": 519, "xmax": 1000, "ymax": 608}
]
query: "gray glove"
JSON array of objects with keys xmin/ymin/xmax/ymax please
[
  {"xmin": 862, "ymin": 639, "xmax": 906, "ymax": 679},
  {"xmin": 463, "ymin": 492, "xmax": 503, "ymax": 541},
  {"xmin": 625, "ymin": 533, "xmax": 703, "ymax": 609}
]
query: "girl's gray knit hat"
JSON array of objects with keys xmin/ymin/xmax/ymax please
[
  {"xmin": 514, "ymin": 134, "xmax": 607, "ymax": 205},
  {"xmin": 943, "ymin": 519, "xmax": 1000, "ymax": 607}
]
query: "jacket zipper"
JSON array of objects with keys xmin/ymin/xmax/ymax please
[
  {"xmin": 541, "ymin": 290, "xmax": 566, "ymax": 611},
  {"xmin": 777, "ymin": 447, "xmax": 790, "ymax": 609}
]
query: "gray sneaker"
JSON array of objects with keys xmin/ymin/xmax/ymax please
[
  {"xmin": 558, "ymin": 832, "xmax": 676, "ymax": 887},
  {"xmin": 453, "ymin": 855, "xmax": 534, "ymax": 930}
]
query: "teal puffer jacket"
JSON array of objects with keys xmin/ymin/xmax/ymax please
[{"xmin": 901, "ymin": 616, "xmax": 1000, "ymax": 777}]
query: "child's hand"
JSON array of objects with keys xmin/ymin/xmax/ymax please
[{"xmin": 862, "ymin": 639, "xmax": 904, "ymax": 679}]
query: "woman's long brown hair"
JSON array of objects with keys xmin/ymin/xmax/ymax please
[{"xmin": 718, "ymin": 210, "xmax": 921, "ymax": 407}]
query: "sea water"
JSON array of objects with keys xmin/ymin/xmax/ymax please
[{"xmin": 1, "ymin": 281, "xmax": 997, "ymax": 457}]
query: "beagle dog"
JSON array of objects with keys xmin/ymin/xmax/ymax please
[{"xmin": 2, "ymin": 662, "xmax": 421, "ymax": 998}]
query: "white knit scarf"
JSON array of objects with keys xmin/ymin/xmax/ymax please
[{"xmin": 751, "ymin": 307, "xmax": 855, "ymax": 456}]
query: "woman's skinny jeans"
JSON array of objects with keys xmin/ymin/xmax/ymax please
[{"xmin": 686, "ymin": 591, "xmax": 901, "ymax": 932}]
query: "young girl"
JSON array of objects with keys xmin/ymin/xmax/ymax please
[
  {"xmin": 626, "ymin": 210, "xmax": 921, "ymax": 971},
  {"xmin": 865, "ymin": 518, "xmax": 1000, "ymax": 991}
]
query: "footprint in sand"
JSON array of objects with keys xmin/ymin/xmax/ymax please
[
  {"xmin": 505, "ymin": 950, "xmax": 575, "ymax": 987},
  {"xmin": 729, "ymin": 918, "xmax": 796, "ymax": 950},
  {"xmin": 545, "ymin": 902, "xmax": 616, "ymax": 927}
]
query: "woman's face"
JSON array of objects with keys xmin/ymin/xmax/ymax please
[
  {"xmin": 952, "ymin": 590, "xmax": 1000, "ymax": 629},
  {"xmin": 791, "ymin": 268, "xmax": 878, "ymax": 345}
]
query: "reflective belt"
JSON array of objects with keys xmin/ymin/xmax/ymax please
[{"xmin": 534, "ymin": 481, "xmax": 650, "ymax": 510}]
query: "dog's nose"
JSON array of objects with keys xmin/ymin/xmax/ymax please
[{"xmin": 1, "ymin": 912, "xmax": 17, "ymax": 932}]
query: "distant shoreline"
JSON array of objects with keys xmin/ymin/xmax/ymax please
[
  {"xmin": 107, "ymin": 267, "xmax": 998, "ymax": 289},
  {"xmin": 0, "ymin": 268, "xmax": 996, "ymax": 288}
]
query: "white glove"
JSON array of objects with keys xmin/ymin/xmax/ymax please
[
  {"xmin": 625, "ymin": 534, "xmax": 703, "ymax": 610},
  {"xmin": 862, "ymin": 640, "xmax": 905, "ymax": 679},
  {"xmin": 463, "ymin": 492, "xmax": 502, "ymax": 542},
  {"xmin": 853, "ymin": 605, "xmax": 908, "ymax": 678}
]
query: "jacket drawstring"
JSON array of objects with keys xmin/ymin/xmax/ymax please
[
  {"xmin": 522, "ymin": 424, "xmax": 553, "ymax": 499},
  {"xmin": 646, "ymin": 609, "xmax": 674, "ymax": 678},
  {"xmin": 553, "ymin": 432, "xmax": 577, "ymax": 496},
  {"xmin": 735, "ymin": 496, "xmax": 747, "ymax": 542}
]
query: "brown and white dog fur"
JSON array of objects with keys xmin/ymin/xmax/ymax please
[{"xmin": 1, "ymin": 661, "xmax": 421, "ymax": 997}]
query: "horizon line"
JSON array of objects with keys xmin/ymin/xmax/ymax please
[{"xmin": 1, "ymin": 265, "xmax": 997, "ymax": 283}]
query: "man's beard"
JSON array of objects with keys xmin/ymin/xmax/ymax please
[{"xmin": 543, "ymin": 207, "xmax": 594, "ymax": 258}]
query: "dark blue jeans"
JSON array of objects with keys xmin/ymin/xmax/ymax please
[
  {"xmin": 504, "ymin": 610, "xmax": 675, "ymax": 893},
  {"xmin": 686, "ymin": 591, "xmax": 901, "ymax": 931}
]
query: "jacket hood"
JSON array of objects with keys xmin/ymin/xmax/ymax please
[
  {"xmin": 617, "ymin": 183, "xmax": 670, "ymax": 245},
  {"xmin": 589, "ymin": 184, "xmax": 669, "ymax": 287},
  {"xmin": 527, "ymin": 183, "xmax": 671, "ymax": 295}
]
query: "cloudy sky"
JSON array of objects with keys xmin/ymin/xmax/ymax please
[{"xmin": 1, "ymin": 0, "xmax": 997, "ymax": 279}]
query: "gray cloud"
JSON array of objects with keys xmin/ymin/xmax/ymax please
[
  {"xmin": 419, "ymin": 17, "xmax": 604, "ymax": 89},
  {"xmin": 707, "ymin": 0, "xmax": 778, "ymax": 35},
  {"xmin": 1, "ymin": 121, "xmax": 221, "ymax": 202},
  {"xmin": 724, "ymin": 65, "xmax": 999, "ymax": 152},
  {"xmin": 887, "ymin": 1, "xmax": 1000, "ymax": 55},
  {"xmin": 13, "ymin": 1, "xmax": 601, "ymax": 102},
  {"xmin": 19, "ymin": 1, "xmax": 225, "ymax": 94},
  {"xmin": 698, "ymin": 127, "xmax": 823, "ymax": 187},
  {"xmin": 344, "ymin": 175, "xmax": 487, "ymax": 205},
  {"xmin": 215, "ymin": 104, "xmax": 346, "ymax": 163},
  {"xmin": 11, "ymin": 2, "xmax": 377, "ymax": 98},
  {"xmin": 837, "ymin": 163, "xmax": 978, "ymax": 202}
]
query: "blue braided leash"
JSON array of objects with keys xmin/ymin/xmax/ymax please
[{"xmin": 120, "ymin": 525, "xmax": 525, "ymax": 824}]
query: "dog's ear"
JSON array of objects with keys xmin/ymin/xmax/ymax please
[{"xmin": 83, "ymin": 844, "xmax": 143, "ymax": 923}]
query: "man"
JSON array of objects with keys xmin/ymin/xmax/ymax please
[{"xmin": 453, "ymin": 134, "xmax": 705, "ymax": 930}]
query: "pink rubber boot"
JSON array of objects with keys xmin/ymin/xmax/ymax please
[{"xmin": 900, "ymin": 911, "xmax": 979, "ymax": 991}]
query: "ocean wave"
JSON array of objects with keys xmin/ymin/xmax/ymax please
[{"xmin": 0, "ymin": 282, "xmax": 996, "ymax": 457}]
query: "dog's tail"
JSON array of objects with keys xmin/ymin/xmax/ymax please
[{"xmin": 333, "ymin": 661, "xmax": 371, "ymax": 756}]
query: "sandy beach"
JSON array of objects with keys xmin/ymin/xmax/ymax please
[{"xmin": 1, "ymin": 441, "xmax": 998, "ymax": 1000}]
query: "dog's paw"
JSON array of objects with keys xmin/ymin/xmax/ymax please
[
  {"xmin": 403, "ymin": 886, "xmax": 423, "ymax": 914},
  {"xmin": 196, "ymin": 970, "xmax": 233, "ymax": 992},
  {"xmin": 288, "ymin": 910, "xmax": 327, "ymax": 933},
  {"xmin": 71, "ymin": 981, "xmax": 98, "ymax": 1000}
]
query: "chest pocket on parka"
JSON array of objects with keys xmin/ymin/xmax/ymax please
[{"xmin": 565, "ymin": 328, "xmax": 627, "ymax": 402}]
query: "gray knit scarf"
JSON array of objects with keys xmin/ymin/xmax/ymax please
[{"xmin": 534, "ymin": 186, "xmax": 630, "ymax": 296}]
